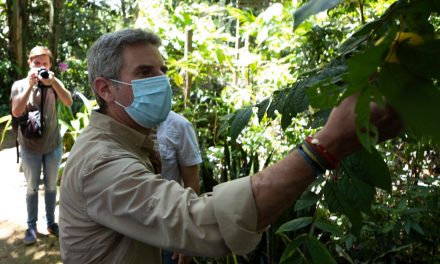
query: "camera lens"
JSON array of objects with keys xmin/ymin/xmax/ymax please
[{"xmin": 38, "ymin": 68, "xmax": 49, "ymax": 79}]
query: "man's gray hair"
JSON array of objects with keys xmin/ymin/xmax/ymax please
[{"xmin": 87, "ymin": 28, "xmax": 161, "ymax": 111}]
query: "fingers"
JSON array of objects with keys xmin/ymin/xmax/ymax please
[
  {"xmin": 369, "ymin": 103, "xmax": 404, "ymax": 142},
  {"xmin": 318, "ymin": 94, "xmax": 403, "ymax": 159}
]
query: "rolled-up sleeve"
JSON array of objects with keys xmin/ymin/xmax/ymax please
[
  {"xmin": 83, "ymin": 155, "xmax": 263, "ymax": 257},
  {"xmin": 212, "ymin": 176, "xmax": 263, "ymax": 255}
]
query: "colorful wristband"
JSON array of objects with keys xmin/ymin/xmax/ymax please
[
  {"xmin": 297, "ymin": 144, "xmax": 326, "ymax": 176},
  {"xmin": 304, "ymin": 136, "xmax": 339, "ymax": 170}
]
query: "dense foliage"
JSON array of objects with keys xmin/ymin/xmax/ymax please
[{"xmin": 1, "ymin": 0, "xmax": 439, "ymax": 263}]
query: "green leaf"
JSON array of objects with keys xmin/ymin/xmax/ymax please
[
  {"xmin": 267, "ymin": 89, "xmax": 288, "ymax": 119},
  {"xmin": 281, "ymin": 83, "xmax": 309, "ymax": 130},
  {"xmin": 324, "ymin": 173, "xmax": 375, "ymax": 236},
  {"xmin": 256, "ymin": 98, "xmax": 270, "ymax": 122},
  {"xmin": 342, "ymin": 149, "xmax": 391, "ymax": 192},
  {"xmin": 379, "ymin": 65, "xmax": 440, "ymax": 144},
  {"xmin": 293, "ymin": 0, "xmax": 343, "ymax": 29},
  {"xmin": 346, "ymin": 43, "xmax": 388, "ymax": 89},
  {"xmin": 410, "ymin": 221, "xmax": 425, "ymax": 235},
  {"xmin": 354, "ymin": 89, "xmax": 379, "ymax": 152},
  {"xmin": 303, "ymin": 62, "xmax": 348, "ymax": 110},
  {"xmin": 314, "ymin": 219, "xmax": 343, "ymax": 236},
  {"xmin": 229, "ymin": 107, "xmax": 253, "ymax": 142},
  {"xmin": 277, "ymin": 217, "xmax": 314, "ymax": 234},
  {"xmin": 294, "ymin": 191, "xmax": 319, "ymax": 211},
  {"xmin": 280, "ymin": 235, "xmax": 307, "ymax": 264},
  {"xmin": 309, "ymin": 110, "xmax": 330, "ymax": 129},
  {"xmin": 306, "ymin": 82, "xmax": 344, "ymax": 110},
  {"xmin": 304, "ymin": 236, "xmax": 336, "ymax": 264},
  {"xmin": 397, "ymin": 40, "xmax": 440, "ymax": 79},
  {"xmin": 339, "ymin": 20, "xmax": 382, "ymax": 55}
]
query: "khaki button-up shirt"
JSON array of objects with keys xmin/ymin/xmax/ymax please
[{"xmin": 59, "ymin": 111, "xmax": 262, "ymax": 264}]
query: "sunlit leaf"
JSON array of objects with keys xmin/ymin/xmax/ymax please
[{"xmin": 293, "ymin": 0, "xmax": 343, "ymax": 29}]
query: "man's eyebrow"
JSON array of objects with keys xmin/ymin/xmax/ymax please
[{"xmin": 134, "ymin": 64, "xmax": 154, "ymax": 73}]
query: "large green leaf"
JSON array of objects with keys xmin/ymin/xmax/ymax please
[
  {"xmin": 303, "ymin": 61, "xmax": 348, "ymax": 109},
  {"xmin": 354, "ymin": 89, "xmax": 379, "ymax": 152},
  {"xmin": 294, "ymin": 191, "xmax": 319, "ymax": 211},
  {"xmin": 256, "ymin": 98, "xmax": 270, "ymax": 122},
  {"xmin": 304, "ymin": 236, "xmax": 336, "ymax": 264},
  {"xmin": 277, "ymin": 217, "xmax": 314, "ymax": 234},
  {"xmin": 267, "ymin": 89, "xmax": 289, "ymax": 119},
  {"xmin": 342, "ymin": 149, "xmax": 391, "ymax": 193},
  {"xmin": 306, "ymin": 82, "xmax": 344, "ymax": 110},
  {"xmin": 281, "ymin": 83, "xmax": 309, "ymax": 130},
  {"xmin": 293, "ymin": 0, "xmax": 343, "ymax": 29},
  {"xmin": 397, "ymin": 40, "xmax": 440, "ymax": 79},
  {"xmin": 338, "ymin": 20, "xmax": 382, "ymax": 55},
  {"xmin": 229, "ymin": 107, "xmax": 253, "ymax": 142},
  {"xmin": 308, "ymin": 110, "xmax": 330, "ymax": 129},
  {"xmin": 378, "ymin": 65, "xmax": 440, "ymax": 144},
  {"xmin": 314, "ymin": 218, "xmax": 343, "ymax": 236},
  {"xmin": 324, "ymin": 173, "xmax": 375, "ymax": 236},
  {"xmin": 280, "ymin": 234, "xmax": 307, "ymax": 264},
  {"xmin": 345, "ymin": 41, "xmax": 389, "ymax": 90}
]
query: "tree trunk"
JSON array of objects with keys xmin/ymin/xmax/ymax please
[
  {"xmin": 7, "ymin": 0, "xmax": 23, "ymax": 79},
  {"xmin": 183, "ymin": 28, "xmax": 193, "ymax": 109},
  {"xmin": 49, "ymin": 0, "xmax": 64, "ymax": 72},
  {"xmin": 6, "ymin": 0, "xmax": 30, "ymax": 79}
]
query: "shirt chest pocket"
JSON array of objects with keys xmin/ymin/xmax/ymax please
[{"xmin": 158, "ymin": 142, "xmax": 175, "ymax": 161}]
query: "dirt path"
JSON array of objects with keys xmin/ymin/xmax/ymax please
[{"xmin": 0, "ymin": 147, "xmax": 61, "ymax": 263}]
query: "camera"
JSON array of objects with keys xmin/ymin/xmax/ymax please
[{"xmin": 38, "ymin": 68, "xmax": 50, "ymax": 79}]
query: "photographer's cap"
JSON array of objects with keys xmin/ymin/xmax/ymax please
[{"xmin": 28, "ymin": 46, "xmax": 53, "ymax": 60}]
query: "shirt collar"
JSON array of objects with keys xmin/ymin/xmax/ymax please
[{"xmin": 89, "ymin": 110, "xmax": 154, "ymax": 151}]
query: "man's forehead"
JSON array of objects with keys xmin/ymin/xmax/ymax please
[
  {"xmin": 121, "ymin": 45, "xmax": 164, "ymax": 67},
  {"xmin": 31, "ymin": 54, "xmax": 51, "ymax": 63}
]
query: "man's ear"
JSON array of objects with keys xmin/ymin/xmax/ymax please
[{"xmin": 94, "ymin": 77, "xmax": 115, "ymax": 103}]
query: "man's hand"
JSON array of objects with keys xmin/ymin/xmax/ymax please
[
  {"xmin": 26, "ymin": 68, "xmax": 40, "ymax": 88},
  {"xmin": 38, "ymin": 70, "xmax": 56, "ymax": 87},
  {"xmin": 315, "ymin": 95, "xmax": 403, "ymax": 160}
]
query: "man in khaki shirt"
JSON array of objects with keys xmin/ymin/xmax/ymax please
[{"xmin": 59, "ymin": 28, "xmax": 402, "ymax": 263}]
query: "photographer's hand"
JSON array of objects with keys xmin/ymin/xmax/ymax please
[
  {"xmin": 46, "ymin": 71, "xmax": 73, "ymax": 107},
  {"xmin": 11, "ymin": 69, "xmax": 39, "ymax": 117}
]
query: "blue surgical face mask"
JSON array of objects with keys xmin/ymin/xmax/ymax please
[{"xmin": 112, "ymin": 75, "xmax": 172, "ymax": 128}]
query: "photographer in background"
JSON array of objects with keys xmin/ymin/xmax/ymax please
[{"xmin": 10, "ymin": 46, "xmax": 72, "ymax": 245}]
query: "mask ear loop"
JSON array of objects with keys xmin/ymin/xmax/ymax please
[
  {"xmin": 110, "ymin": 79, "xmax": 131, "ymax": 86},
  {"xmin": 110, "ymin": 79, "xmax": 131, "ymax": 108}
]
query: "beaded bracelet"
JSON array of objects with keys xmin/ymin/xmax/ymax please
[
  {"xmin": 304, "ymin": 136, "xmax": 339, "ymax": 170},
  {"xmin": 301, "ymin": 140, "xmax": 330, "ymax": 170},
  {"xmin": 297, "ymin": 144, "xmax": 326, "ymax": 176},
  {"xmin": 296, "ymin": 136, "xmax": 340, "ymax": 178}
]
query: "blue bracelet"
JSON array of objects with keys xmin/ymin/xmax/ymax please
[{"xmin": 297, "ymin": 144, "xmax": 325, "ymax": 176}]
